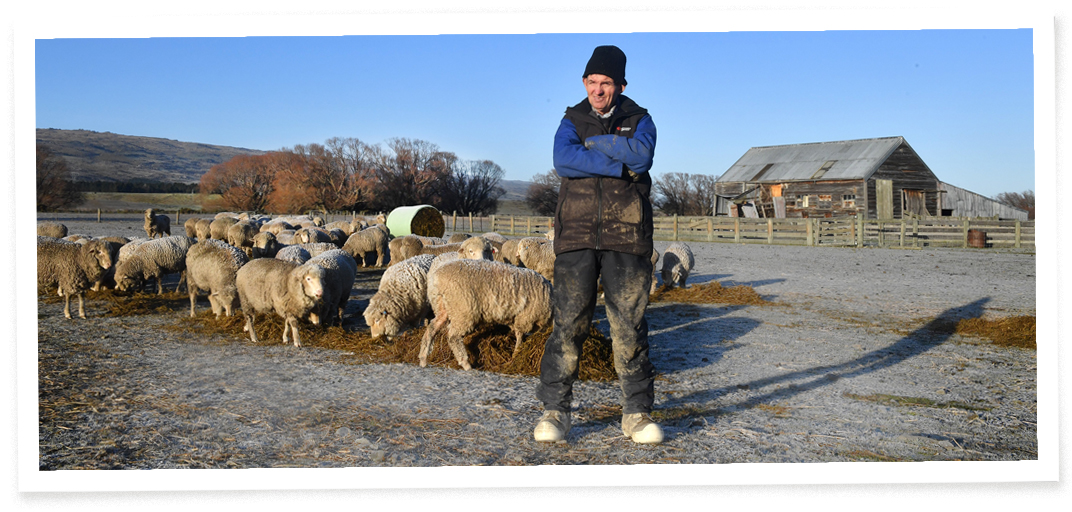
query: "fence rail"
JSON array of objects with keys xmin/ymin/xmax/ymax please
[{"xmin": 448, "ymin": 214, "xmax": 1035, "ymax": 250}]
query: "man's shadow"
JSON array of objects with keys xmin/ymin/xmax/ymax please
[{"xmin": 660, "ymin": 297, "xmax": 992, "ymax": 427}]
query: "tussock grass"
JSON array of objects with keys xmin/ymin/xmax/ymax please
[
  {"xmin": 173, "ymin": 313, "xmax": 620, "ymax": 381},
  {"xmin": 650, "ymin": 281, "xmax": 768, "ymax": 305},
  {"xmin": 955, "ymin": 316, "xmax": 1035, "ymax": 350}
]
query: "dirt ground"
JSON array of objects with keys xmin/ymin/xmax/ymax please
[{"xmin": 26, "ymin": 213, "xmax": 1044, "ymax": 491}]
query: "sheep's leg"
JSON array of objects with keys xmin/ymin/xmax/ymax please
[
  {"xmin": 287, "ymin": 317, "xmax": 302, "ymax": 347},
  {"xmin": 189, "ymin": 288, "xmax": 198, "ymax": 317},
  {"xmin": 76, "ymin": 292, "xmax": 86, "ymax": 319},
  {"xmin": 244, "ymin": 313, "xmax": 259, "ymax": 343},
  {"xmin": 419, "ymin": 316, "xmax": 449, "ymax": 367},
  {"xmin": 512, "ymin": 331, "xmax": 525, "ymax": 358},
  {"xmin": 445, "ymin": 331, "xmax": 472, "ymax": 371},
  {"xmin": 63, "ymin": 294, "xmax": 72, "ymax": 319},
  {"xmin": 177, "ymin": 271, "xmax": 187, "ymax": 293}
]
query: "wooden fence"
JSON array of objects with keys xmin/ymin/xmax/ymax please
[{"xmin": 446, "ymin": 214, "xmax": 1035, "ymax": 250}]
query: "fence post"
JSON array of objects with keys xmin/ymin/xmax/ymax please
[
  {"xmin": 509, "ymin": 216, "xmax": 515, "ymax": 236},
  {"xmin": 806, "ymin": 218, "xmax": 813, "ymax": 246},
  {"xmin": 767, "ymin": 218, "xmax": 774, "ymax": 244},
  {"xmin": 878, "ymin": 221, "xmax": 884, "ymax": 247},
  {"xmin": 707, "ymin": 217, "xmax": 713, "ymax": 242},
  {"xmin": 97, "ymin": 209, "xmax": 101, "ymax": 223},
  {"xmin": 673, "ymin": 215, "xmax": 679, "ymax": 241},
  {"xmin": 899, "ymin": 219, "xmax": 907, "ymax": 247},
  {"xmin": 912, "ymin": 217, "xmax": 919, "ymax": 248},
  {"xmin": 452, "ymin": 211, "xmax": 457, "ymax": 232},
  {"xmin": 962, "ymin": 219, "xmax": 970, "ymax": 248},
  {"xmin": 527, "ymin": 216, "xmax": 532, "ymax": 236},
  {"xmin": 734, "ymin": 218, "xmax": 741, "ymax": 243},
  {"xmin": 1014, "ymin": 220, "xmax": 1021, "ymax": 248}
]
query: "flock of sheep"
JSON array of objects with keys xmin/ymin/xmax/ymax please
[{"xmin": 37, "ymin": 208, "xmax": 696, "ymax": 370}]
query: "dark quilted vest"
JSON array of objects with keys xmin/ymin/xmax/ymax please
[{"xmin": 553, "ymin": 95, "xmax": 654, "ymax": 257}]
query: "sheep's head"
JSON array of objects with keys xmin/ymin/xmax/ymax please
[
  {"xmin": 293, "ymin": 264, "xmax": 326, "ymax": 300},
  {"xmin": 84, "ymin": 240, "xmax": 114, "ymax": 270},
  {"xmin": 364, "ymin": 307, "xmax": 400, "ymax": 340},
  {"xmin": 113, "ymin": 263, "xmax": 141, "ymax": 292},
  {"xmin": 459, "ymin": 237, "xmax": 494, "ymax": 261}
]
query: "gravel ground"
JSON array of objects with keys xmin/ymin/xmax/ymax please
[{"xmin": 33, "ymin": 213, "xmax": 1038, "ymax": 472}]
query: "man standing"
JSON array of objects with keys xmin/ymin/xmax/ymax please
[{"xmin": 534, "ymin": 45, "xmax": 661, "ymax": 444}]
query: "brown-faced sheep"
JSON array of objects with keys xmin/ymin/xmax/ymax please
[
  {"xmin": 363, "ymin": 254, "xmax": 436, "ymax": 340},
  {"xmin": 37, "ymin": 239, "xmax": 114, "ymax": 319},
  {"xmin": 236, "ymin": 258, "xmax": 326, "ymax": 347},
  {"xmin": 185, "ymin": 238, "xmax": 249, "ymax": 318},
  {"xmin": 661, "ymin": 242, "xmax": 694, "ymax": 289},
  {"xmin": 421, "ymin": 259, "xmax": 552, "ymax": 370}
]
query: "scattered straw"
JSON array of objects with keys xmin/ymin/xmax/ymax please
[
  {"xmin": 955, "ymin": 316, "xmax": 1036, "ymax": 350},
  {"xmin": 650, "ymin": 281, "xmax": 768, "ymax": 306}
]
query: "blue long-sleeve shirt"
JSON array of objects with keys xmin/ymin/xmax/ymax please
[{"xmin": 552, "ymin": 114, "xmax": 656, "ymax": 178}]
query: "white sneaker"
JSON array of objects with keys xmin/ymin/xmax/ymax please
[
  {"xmin": 622, "ymin": 413, "xmax": 664, "ymax": 444},
  {"xmin": 533, "ymin": 410, "xmax": 571, "ymax": 442}
]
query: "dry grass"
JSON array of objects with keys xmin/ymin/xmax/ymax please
[
  {"xmin": 954, "ymin": 316, "xmax": 1036, "ymax": 350},
  {"xmin": 650, "ymin": 281, "xmax": 768, "ymax": 306},
  {"xmin": 172, "ymin": 313, "xmax": 620, "ymax": 381},
  {"xmin": 843, "ymin": 392, "xmax": 992, "ymax": 412}
]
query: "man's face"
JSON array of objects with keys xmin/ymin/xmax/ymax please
[{"xmin": 584, "ymin": 73, "xmax": 624, "ymax": 115}]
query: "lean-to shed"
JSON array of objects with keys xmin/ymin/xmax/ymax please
[{"xmin": 715, "ymin": 136, "xmax": 941, "ymax": 219}]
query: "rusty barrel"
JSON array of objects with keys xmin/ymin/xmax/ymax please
[{"xmin": 967, "ymin": 229, "xmax": 987, "ymax": 248}]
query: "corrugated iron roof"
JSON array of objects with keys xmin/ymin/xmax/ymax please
[{"xmin": 719, "ymin": 136, "xmax": 907, "ymax": 183}]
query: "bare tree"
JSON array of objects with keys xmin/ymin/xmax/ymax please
[
  {"xmin": 440, "ymin": 159, "xmax": 506, "ymax": 215},
  {"xmin": 36, "ymin": 145, "xmax": 84, "ymax": 211},
  {"xmin": 651, "ymin": 172, "xmax": 719, "ymax": 216},
  {"xmin": 995, "ymin": 190, "xmax": 1035, "ymax": 219},
  {"xmin": 289, "ymin": 137, "xmax": 376, "ymax": 212},
  {"xmin": 369, "ymin": 138, "xmax": 456, "ymax": 211},
  {"xmin": 525, "ymin": 170, "xmax": 561, "ymax": 216}
]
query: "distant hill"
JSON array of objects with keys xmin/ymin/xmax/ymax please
[
  {"xmin": 498, "ymin": 179, "xmax": 532, "ymax": 201},
  {"xmin": 36, "ymin": 128, "xmax": 266, "ymax": 184}
]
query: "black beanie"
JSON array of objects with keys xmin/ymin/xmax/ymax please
[{"xmin": 583, "ymin": 45, "xmax": 627, "ymax": 86}]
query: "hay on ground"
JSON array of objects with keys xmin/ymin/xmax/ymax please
[
  {"xmin": 650, "ymin": 281, "xmax": 768, "ymax": 305},
  {"xmin": 955, "ymin": 316, "xmax": 1035, "ymax": 350}
]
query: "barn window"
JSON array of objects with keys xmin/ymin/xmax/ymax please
[
  {"xmin": 843, "ymin": 194, "xmax": 857, "ymax": 208},
  {"xmin": 811, "ymin": 160, "xmax": 836, "ymax": 179}
]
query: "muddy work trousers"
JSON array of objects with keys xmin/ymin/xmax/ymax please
[{"xmin": 537, "ymin": 249, "xmax": 655, "ymax": 415}]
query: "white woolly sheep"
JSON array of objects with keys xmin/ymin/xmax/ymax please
[
  {"xmin": 447, "ymin": 233, "xmax": 472, "ymax": 243},
  {"xmin": 419, "ymin": 236, "xmax": 496, "ymax": 261},
  {"xmin": 236, "ymin": 258, "xmax": 326, "ymax": 347},
  {"xmin": 342, "ymin": 226, "xmax": 389, "ymax": 267},
  {"xmin": 37, "ymin": 221, "xmax": 68, "ymax": 239},
  {"xmin": 517, "ymin": 238, "xmax": 556, "ymax": 283},
  {"xmin": 209, "ymin": 216, "xmax": 238, "ymax": 240},
  {"xmin": 323, "ymin": 220, "xmax": 353, "ymax": 237},
  {"xmin": 185, "ymin": 238, "xmax": 249, "ymax": 318},
  {"xmin": 295, "ymin": 226, "xmax": 333, "ymax": 245},
  {"xmin": 421, "ymin": 259, "xmax": 552, "ymax": 370},
  {"xmin": 260, "ymin": 219, "xmax": 295, "ymax": 235},
  {"xmin": 480, "ymin": 232, "xmax": 507, "ymax": 244},
  {"xmin": 387, "ymin": 235, "xmax": 423, "ymax": 267},
  {"xmin": 296, "ymin": 242, "xmax": 339, "ymax": 258},
  {"xmin": 114, "ymin": 235, "xmax": 195, "ymax": 294},
  {"xmin": 497, "ymin": 238, "xmax": 521, "ymax": 265},
  {"xmin": 363, "ymin": 254, "xmax": 435, "ymax": 340},
  {"xmin": 305, "ymin": 249, "xmax": 357, "ymax": 327},
  {"xmin": 91, "ymin": 239, "xmax": 126, "ymax": 291},
  {"xmin": 350, "ymin": 218, "xmax": 370, "ymax": 233},
  {"xmin": 275, "ymin": 245, "xmax": 311, "ymax": 264},
  {"xmin": 661, "ymin": 242, "xmax": 695, "ymax": 289},
  {"xmin": 226, "ymin": 221, "xmax": 259, "ymax": 256},
  {"xmin": 144, "ymin": 208, "xmax": 172, "ymax": 239},
  {"xmin": 275, "ymin": 230, "xmax": 299, "ymax": 245},
  {"xmin": 412, "ymin": 235, "xmax": 447, "ymax": 246},
  {"xmin": 37, "ymin": 239, "xmax": 114, "ymax": 319},
  {"xmin": 251, "ymin": 231, "xmax": 280, "ymax": 258},
  {"xmin": 326, "ymin": 228, "xmax": 348, "ymax": 248}
]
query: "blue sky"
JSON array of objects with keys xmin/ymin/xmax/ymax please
[{"xmin": 35, "ymin": 27, "xmax": 1034, "ymax": 199}]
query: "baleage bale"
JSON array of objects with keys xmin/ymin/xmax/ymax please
[
  {"xmin": 275, "ymin": 245, "xmax": 311, "ymax": 264},
  {"xmin": 387, "ymin": 235, "xmax": 424, "ymax": 267},
  {"xmin": 661, "ymin": 241, "xmax": 695, "ymax": 289},
  {"xmin": 143, "ymin": 208, "xmax": 172, "ymax": 239},
  {"xmin": 364, "ymin": 254, "xmax": 435, "ymax": 340},
  {"xmin": 37, "ymin": 239, "xmax": 114, "ymax": 319},
  {"xmin": 185, "ymin": 238, "xmax": 249, "ymax": 318},
  {"xmin": 113, "ymin": 235, "xmax": 195, "ymax": 294},
  {"xmin": 37, "ymin": 221, "xmax": 68, "ymax": 239},
  {"xmin": 422, "ymin": 259, "xmax": 553, "ymax": 370},
  {"xmin": 447, "ymin": 233, "xmax": 472, "ymax": 243},
  {"xmin": 251, "ymin": 231, "xmax": 281, "ymax": 258},
  {"xmin": 517, "ymin": 238, "xmax": 556, "ymax": 283},
  {"xmin": 342, "ymin": 226, "xmax": 389, "ymax": 267},
  {"xmin": 236, "ymin": 258, "xmax": 326, "ymax": 347},
  {"xmin": 305, "ymin": 249, "xmax": 357, "ymax": 327},
  {"xmin": 209, "ymin": 216, "xmax": 239, "ymax": 240},
  {"xmin": 195, "ymin": 218, "xmax": 214, "ymax": 240}
]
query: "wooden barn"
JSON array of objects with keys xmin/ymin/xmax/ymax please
[{"xmin": 715, "ymin": 136, "xmax": 943, "ymax": 219}]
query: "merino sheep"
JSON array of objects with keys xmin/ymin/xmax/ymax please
[
  {"xmin": 251, "ymin": 231, "xmax": 280, "ymax": 258},
  {"xmin": 275, "ymin": 245, "xmax": 312, "ymax": 264},
  {"xmin": 236, "ymin": 258, "xmax": 326, "ymax": 347},
  {"xmin": 91, "ymin": 239, "xmax": 126, "ymax": 291},
  {"xmin": 323, "ymin": 220, "xmax": 353, "ymax": 237},
  {"xmin": 37, "ymin": 221, "xmax": 68, "ymax": 239},
  {"xmin": 422, "ymin": 259, "xmax": 553, "ymax": 370},
  {"xmin": 342, "ymin": 226, "xmax": 389, "ymax": 267},
  {"xmin": 481, "ymin": 232, "xmax": 507, "ymax": 244},
  {"xmin": 497, "ymin": 238, "xmax": 521, "ymax": 265},
  {"xmin": 412, "ymin": 235, "xmax": 447, "ymax": 246},
  {"xmin": 295, "ymin": 226, "xmax": 333, "ymax": 245},
  {"xmin": 185, "ymin": 238, "xmax": 249, "ymax": 318},
  {"xmin": 113, "ymin": 235, "xmax": 195, "ymax": 294},
  {"xmin": 305, "ymin": 249, "xmax": 357, "ymax": 327},
  {"xmin": 194, "ymin": 218, "xmax": 213, "ymax": 240},
  {"xmin": 447, "ymin": 233, "xmax": 472, "ymax": 243},
  {"xmin": 363, "ymin": 254, "xmax": 435, "ymax": 340},
  {"xmin": 661, "ymin": 242, "xmax": 695, "ymax": 289},
  {"xmin": 260, "ymin": 219, "xmax": 294, "ymax": 235},
  {"xmin": 350, "ymin": 218, "xmax": 370, "ymax": 233},
  {"xmin": 37, "ymin": 239, "xmax": 114, "ymax": 319},
  {"xmin": 144, "ymin": 209, "xmax": 172, "ymax": 239},
  {"xmin": 226, "ymin": 221, "xmax": 259, "ymax": 254},
  {"xmin": 275, "ymin": 230, "xmax": 299, "ymax": 245},
  {"xmin": 209, "ymin": 216, "xmax": 238, "ymax": 240},
  {"xmin": 419, "ymin": 236, "xmax": 496, "ymax": 261},
  {"xmin": 387, "ymin": 235, "xmax": 424, "ymax": 267},
  {"xmin": 517, "ymin": 238, "xmax": 556, "ymax": 283}
]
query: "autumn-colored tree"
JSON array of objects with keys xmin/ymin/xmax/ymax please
[
  {"xmin": 651, "ymin": 172, "xmax": 719, "ymax": 216},
  {"xmin": 439, "ymin": 159, "xmax": 506, "ymax": 215},
  {"xmin": 283, "ymin": 137, "xmax": 377, "ymax": 213},
  {"xmin": 369, "ymin": 138, "xmax": 456, "ymax": 211},
  {"xmin": 200, "ymin": 153, "xmax": 286, "ymax": 212},
  {"xmin": 525, "ymin": 169, "xmax": 561, "ymax": 216},
  {"xmin": 995, "ymin": 190, "xmax": 1035, "ymax": 220},
  {"xmin": 36, "ymin": 145, "xmax": 84, "ymax": 211}
]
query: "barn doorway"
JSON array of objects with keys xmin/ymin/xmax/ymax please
[{"xmin": 903, "ymin": 189, "xmax": 929, "ymax": 217}]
